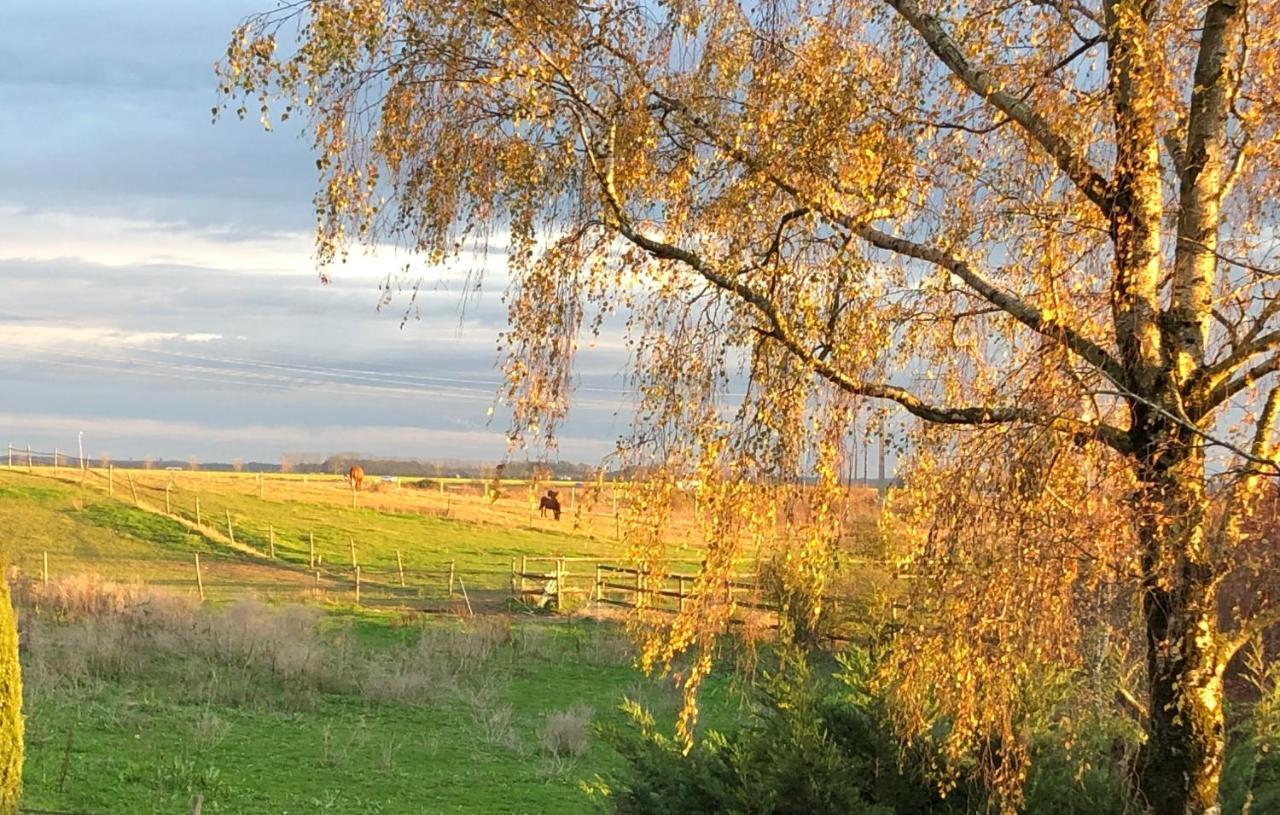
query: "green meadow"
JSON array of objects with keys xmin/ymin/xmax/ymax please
[{"xmin": 0, "ymin": 468, "xmax": 744, "ymax": 814}]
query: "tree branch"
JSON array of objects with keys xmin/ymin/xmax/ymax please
[
  {"xmin": 882, "ymin": 0, "xmax": 1113, "ymax": 214},
  {"xmin": 1203, "ymin": 354, "xmax": 1280, "ymax": 414},
  {"xmin": 643, "ymin": 90, "xmax": 1126, "ymax": 388},
  {"xmin": 853, "ymin": 224, "xmax": 1128, "ymax": 385},
  {"xmin": 1221, "ymin": 600, "xmax": 1280, "ymax": 672},
  {"xmin": 1193, "ymin": 329, "xmax": 1280, "ymax": 414},
  {"xmin": 599, "ymin": 197, "xmax": 1133, "ymax": 452},
  {"xmin": 1168, "ymin": 0, "xmax": 1247, "ymax": 378}
]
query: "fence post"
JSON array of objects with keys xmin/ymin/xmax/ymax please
[
  {"xmin": 459, "ymin": 578, "xmax": 474, "ymax": 617},
  {"xmin": 349, "ymin": 538, "xmax": 357, "ymax": 569},
  {"xmin": 194, "ymin": 554, "xmax": 205, "ymax": 601},
  {"xmin": 594, "ymin": 563, "xmax": 603, "ymax": 602},
  {"xmin": 164, "ymin": 483, "xmax": 171, "ymax": 513},
  {"xmin": 520, "ymin": 555, "xmax": 528, "ymax": 598},
  {"xmin": 225, "ymin": 510, "xmax": 236, "ymax": 546},
  {"xmin": 258, "ymin": 473, "xmax": 264, "ymax": 499},
  {"xmin": 448, "ymin": 560, "xmax": 456, "ymax": 597},
  {"xmin": 354, "ymin": 565, "xmax": 361, "ymax": 606},
  {"xmin": 109, "ymin": 465, "xmax": 115, "ymax": 497},
  {"xmin": 26, "ymin": 445, "xmax": 32, "ymax": 474},
  {"xmin": 53, "ymin": 448, "xmax": 59, "ymax": 475},
  {"xmin": 510, "ymin": 559, "xmax": 517, "ymax": 599},
  {"xmin": 396, "ymin": 550, "xmax": 405, "ymax": 587},
  {"xmin": 678, "ymin": 575, "xmax": 687, "ymax": 613},
  {"xmin": 634, "ymin": 568, "xmax": 642, "ymax": 607},
  {"xmin": 309, "ymin": 532, "xmax": 315, "ymax": 569},
  {"xmin": 42, "ymin": 551, "xmax": 48, "ymax": 587},
  {"xmin": 555, "ymin": 558, "xmax": 565, "ymax": 611},
  {"xmin": 195, "ymin": 496, "xmax": 201, "ymax": 527},
  {"xmin": 268, "ymin": 525, "xmax": 275, "ymax": 558},
  {"xmin": 127, "ymin": 473, "xmax": 139, "ymax": 506},
  {"xmin": 439, "ymin": 479, "xmax": 445, "ymax": 495}
]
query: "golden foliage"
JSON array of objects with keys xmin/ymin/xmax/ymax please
[{"xmin": 218, "ymin": 2, "xmax": 1280, "ymax": 810}]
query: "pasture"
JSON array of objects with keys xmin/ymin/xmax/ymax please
[{"xmin": 0, "ymin": 465, "xmax": 768, "ymax": 813}]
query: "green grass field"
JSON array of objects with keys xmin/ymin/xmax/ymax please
[
  {"xmin": 0, "ymin": 466, "xmax": 718, "ymax": 605},
  {"xmin": 0, "ymin": 467, "xmax": 747, "ymax": 814},
  {"xmin": 19, "ymin": 605, "xmax": 744, "ymax": 814}
]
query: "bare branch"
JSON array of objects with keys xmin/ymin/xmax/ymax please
[
  {"xmin": 1203, "ymin": 354, "xmax": 1280, "ymax": 415},
  {"xmin": 1194, "ymin": 329, "xmax": 1280, "ymax": 413}
]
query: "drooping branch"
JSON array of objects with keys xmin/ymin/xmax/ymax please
[
  {"xmin": 853, "ymin": 225, "xmax": 1127, "ymax": 386},
  {"xmin": 642, "ymin": 90, "xmax": 1127, "ymax": 388},
  {"xmin": 594, "ymin": 185, "xmax": 1135, "ymax": 451},
  {"xmin": 882, "ymin": 0, "xmax": 1113, "ymax": 215}
]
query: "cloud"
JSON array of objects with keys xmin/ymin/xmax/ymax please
[
  {"xmin": 0, "ymin": 251, "xmax": 633, "ymax": 462},
  {"xmin": 0, "ymin": 2, "xmax": 635, "ymax": 464},
  {"xmin": 0, "ymin": 412, "xmax": 613, "ymax": 463},
  {"xmin": 0, "ymin": 1, "xmax": 316, "ymax": 235}
]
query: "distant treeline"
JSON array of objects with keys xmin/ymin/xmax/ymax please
[
  {"xmin": 16, "ymin": 449, "xmax": 896, "ymax": 486},
  {"xmin": 75, "ymin": 454, "xmax": 607, "ymax": 480}
]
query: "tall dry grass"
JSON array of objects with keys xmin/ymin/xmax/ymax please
[{"xmin": 15, "ymin": 575, "xmax": 631, "ymax": 720}]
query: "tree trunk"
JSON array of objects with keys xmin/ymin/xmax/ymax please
[{"xmin": 1134, "ymin": 424, "xmax": 1225, "ymax": 815}]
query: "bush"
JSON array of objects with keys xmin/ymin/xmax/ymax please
[
  {"xmin": 602, "ymin": 652, "xmax": 956, "ymax": 815},
  {"xmin": 1222, "ymin": 645, "xmax": 1280, "ymax": 814},
  {"xmin": 0, "ymin": 575, "xmax": 23, "ymax": 814},
  {"xmin": 601, "ymin": 648, "xmax": 1144, "ymax": 815},
  {"xmin": 539, "ymin": 705, "xmax": 594, "ymax": 758}
]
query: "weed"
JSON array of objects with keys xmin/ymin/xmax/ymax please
[{"xmin": 538, "ymin": 705, "xmax": 594, "ymax": 759}]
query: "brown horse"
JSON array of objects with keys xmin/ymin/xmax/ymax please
[
  {"xmin": 538, "ymin": 489, "xmax": 561, "ymax": 521},
  {"xmin": 348, "ymin": 465, "xmax": 364, "ymax": 491}
]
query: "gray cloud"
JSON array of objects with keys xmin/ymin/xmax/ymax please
[
  {"xmin": 0, "ymin": 3, "xmax": 633, "ymax": 464},
  {"xmin": 0, "ymin": 0, "xmax": 315, "ymax": 235},
  {"xmin": 0, "ymin": 256, "xmax": 630, "ymax": 461}
]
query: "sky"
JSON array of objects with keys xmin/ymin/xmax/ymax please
[{"xmin": 0, "ymin": 0, "xmax": 630, "ymax": 466}]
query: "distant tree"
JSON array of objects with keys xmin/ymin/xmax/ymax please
[
  {"xmin": 0, "ymin": 573, "xmax": 23, "ymax": 813},
  {"xmin": 221, "ymin": 3, "xmax": 1280, "ymax": 811}
]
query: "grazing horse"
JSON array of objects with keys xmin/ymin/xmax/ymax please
[
  {"xmin": 347, "ymin": 465, "xmax": 364, "ymax": 491},
  {"xmin": 538, "ymin": 489, "xmax": 561, "ymax": 521}
]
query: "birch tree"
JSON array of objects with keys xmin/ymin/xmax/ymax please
[{"xmin": 219, "ymin": 1, "xmax": 1280, "ymax": 811}]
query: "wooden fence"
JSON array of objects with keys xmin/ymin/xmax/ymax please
[{"xmin": 511, "ymin": 557, "xmax": 767, "ymax": 613}]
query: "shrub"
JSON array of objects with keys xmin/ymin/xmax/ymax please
[
  {"xmin": 538, "ymin": 705, "xmax": 594, "ymax": 758},
  {"xmin": 1222, "ymin": 644, "xmax": 1280, "ymax": 814},
  {"xmin": 0, "ymin": 574, "xmax": 23, "ymax": 814},
  {"xmin": 603, "ymin": 653, "xmax": 940, "ymax": 815},
  {"xmin": 602, "ymin": 648, "xmax": 1143, "ymax": 815}
]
